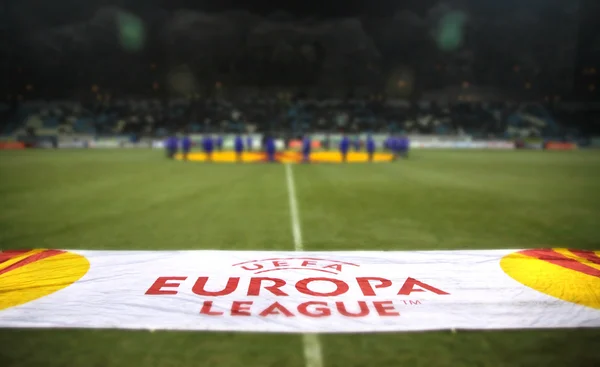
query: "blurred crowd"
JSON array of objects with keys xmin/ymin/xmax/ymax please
[{"xmin": 3, "ymin": 95, "xmax": 597, "ymax": 140}]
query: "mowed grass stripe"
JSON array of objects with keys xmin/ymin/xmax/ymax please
[
  {"xmin": 0, "ymin": 150, "xmax": 304, "ymax": 367},
  {"xmin": 293, "ymin": 150, "xmax": 600, "ymax": 250},
  {"xmin": 0, "ymin": 150, "xmax": 293, "ymax": 250}
]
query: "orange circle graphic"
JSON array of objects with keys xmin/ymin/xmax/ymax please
[
  {"xmin": 0, "ymin": 249, "xmax": 90, "ymax": 310},
  {"xmin": 500, "ymin": 248, "xmax": 600, "ymax": 310}
]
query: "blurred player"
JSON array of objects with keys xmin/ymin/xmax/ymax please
[
  {"xmin": 202, "ymin": 134, "xmax": 214, "ymax": 162},
  {"xmin": 265, "ymin": 134, "xmax": 276, "ymax": 162},
  {"xmin": 339, "ymin": 134, "xmax": 350, "ymax": 162},
  {"xmin": 399, "ymin": 135, "xmax": 410, "ymax": 159},
  {"xmin": 366, "ymin": 134, "xmax": 376, "ymax": 162},
  {"xmin": 387, "ymin": 134, "xmax": 399, "ymax": 160},
  {"xmin": 353, "ymin": 135, "xmax": 361, "ymax": 151},
  {"xmin": 181, "ymin": 134, "xmax": 192, "ymax": 161},
  {"xmin": 234, "ymin": 134, "xmax": 244, "ymax": 162},
  {"xmin": 384, "ymin": 135, "xmax": 394, "ymax": 152},
  {"xmin": 302, "ymin": 134, "xmax": 312, "ymax": 163},
  {"xmin": 390, "ymin": 135, "xmax": 409, "ymax": 159},
  {"xmin": 165, "ymin": 135, "xmax": 178, "ymax": 159}
]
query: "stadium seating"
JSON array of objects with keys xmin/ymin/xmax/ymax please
[{"xmin": 0, "ymin": 97, "xmax": 593, "ymax": 140}]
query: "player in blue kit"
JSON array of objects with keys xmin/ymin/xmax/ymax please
[
  {"xmin": 302, "ymin": 135, "xmax": 312, "ymax": 163},
  {"xmin": 202, "ymin": 134, "xmax": 214, "ymax": 162},
  {"xmin": 398, "ymin": 135, "xmax": 410, "ymax": 159},
  {"xmin": 384, "ymin": 135, "xmax": 394, "ymax": 152},
  {"xmin": 386, "ymin": 134, "xmax": 398, "ymax": 160},
  {"xmin": 234, "ymin": 134, "xmax": 244, "ymax": 162},
  {"xmin": 389, "ymin": 135, "xmax": 409, "ymax": 159},
  {"xmin": 366, "ymin": 134, "xmax": 376, "ymax": 162},
  {"xmin": 165, "ymin": 135, "xmax": 178, "ymax": 159},
  {"xmin": 339, "ymin": 134, "xmax": 350, "ymax": 162},
  {"xmin": 265, "ymin": 134, "xmax": 276, "ymax": 162},
  {"xmin": 181, "ymin": 134, "xmax": 192, "ymax": 161}
]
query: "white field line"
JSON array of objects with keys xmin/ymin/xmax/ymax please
[{"xmin": 284, "ymin": 163, "xmax": 324, "ymax": 367}]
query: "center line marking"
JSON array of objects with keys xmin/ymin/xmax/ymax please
[{"xmin": 285, "ymin": 163, "xmax": 324, "ymax": 367}]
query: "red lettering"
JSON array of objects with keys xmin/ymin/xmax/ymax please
[
  {"xmin": 356, "ymin": 277, "xmax": 392, "ymax": 296},
  {"xmin": 145, "ymin": 276, "xmax": 187, "ymax": 295},
  {"xmin": 231, "ymin": 301, "xmax": 253, "ymax": 316},
  {"xmin": 409, "ymin": 300, "xmax": 422, "ymax": 305},
  {"xmin": 336, "ymin": 301, "xmax": 370, "ymax": 317},
  {"xmin": 398, "ymin": 277, "xmax": 449, "ymax": 295},
  {"xmin": 373, "ymin": 301, "xmax": 400, "ymax": 316},
  {"xmin": 259, "ymin": 302, "xmax": 294, "ymax": 317},
  {"xmin": 247, "ymin": 277, "xmax": 288, "ymax": 296},
  {"xmin": 298, "ymin": 301, "xmax": 331, "ymax": 317},
  {"xmin": 200, "ymin": 301, "xmax": 223, "ymax": 316},
  {"xmin": 322, "ymin": 264, "xmax": 342, "ymax": 272},
  {"xmin": 241, "ymin": 263, "xmax": 263, "ymax": 271},
  {"xmin": 296, "ymin": 277, "xmax": 349, "ymax": 297},
  {"xmin": 301, "ymin": 260, "xmax": 317, "ymax": 267},
  {"xmin": 272, "ymin": 261, "xmax": 288, "ymax": 267},
  {"xmin": 192, "ymin": 277, "xmax": 239, "ymax": 296}
]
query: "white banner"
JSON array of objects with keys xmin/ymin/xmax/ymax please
[
  {"xmin": 57, "ymin": 141, "xmax": 88, "ymax": 149},
  {"xmin": 1, "ymin": 249, "xmax": 599, "ymax": 333},
  {"xmin": 411, "ymin": 141, "xmax": 458, "ymax": 149},
  {"xmin": 483, "ymin": 141, "xmax": 515, "ymax": 149},
  {"xmin": 411, "ymin": 140, "xmax": 514, "ymax": 149},
  {"xmin": 88, "ymin": 140, "xmax": 120, "ymax": 148}
]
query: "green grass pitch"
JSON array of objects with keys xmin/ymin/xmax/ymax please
[{"xmin": 0, "ymin": 149, "xmax": 599, "ymax": 367}]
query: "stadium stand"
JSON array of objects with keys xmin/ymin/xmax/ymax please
[{"xmin": 2, "ymin": 97, "xmax": 593, "ymax": 142}]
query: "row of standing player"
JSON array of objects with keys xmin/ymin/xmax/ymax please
[
  {"xmin": 300, "ymin": 134, "xmax": 409, "ymax": 162},
  {"xmin": 165, "ymin": 135, "xmax": 252, "ymax": 161},
  {"xmin": 166, "ymin": 134, "xmax": 409, "ymax": 162},
  {"xmin": 166, "ymin": 134, "xmax": 280, "ymax": 162}
]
